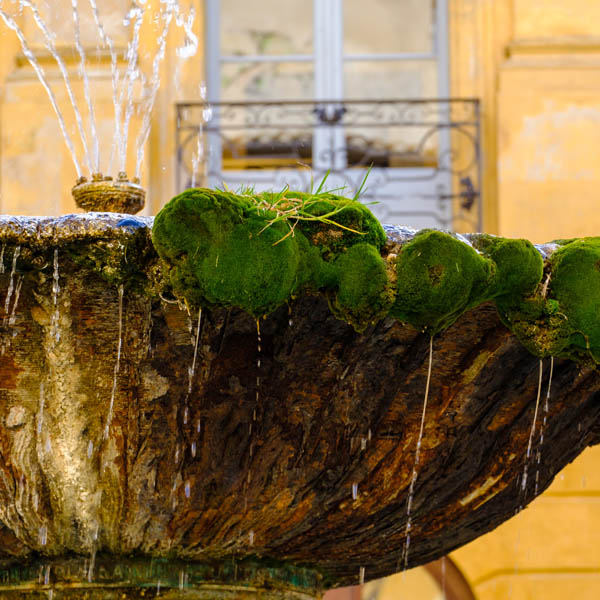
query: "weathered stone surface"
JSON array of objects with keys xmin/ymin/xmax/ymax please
[{"xmin": 0, "ymin": 216, "xmax": 597, "ymax": 593}]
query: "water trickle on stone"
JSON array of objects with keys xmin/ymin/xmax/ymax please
[
  {"xmin": 250, "ymin": 318, "xmax": 262, "ymax": 460},
  {"xmin": 37, "ymin": 382, "xmax": 45, "ymax": 438},
  {"xmin": 7, "ymin": 274, "xmax": 23, "ymax": 328},
  {"xmin": 104, "ymin": 284, "xmax": 124, "ymax": 440},
  {"xmin": 183, "ymin": 307, "xmax": 202, "ymax": 461},
  {"xmin": 401, "ymin": 336, "xmax": 433, "ymax": 571},
  {"xmin": 535, "ymin": 356, "xmax": 554, "ymax": 496},
  {"xmin": 2, "ymin": 246, "xmax": 21, "ymax": 354},
  {"xmin": 0, "ymin": 244, "xmax": 5, "ymax": 274},
  {"xmin": 39, "ymin": 525, "xmax": 47, "ymax": 546},
  {"xmin": 50, "ymin": 249, "xmax": 60, "ymax": 343},
  {"xmin": 249, "ymin": 530, "xmax": 255, "ymax": 546},
  {"xmin": 520, "ymin": 359, "xmax": 543, "ymax": 498},
  {"xmin": 352, "ymin": 483, "xmax": 358, "ymax": 500},
  {"xmin": 4, "ymin": 246, "xmax": 20, "ymax": 321}
]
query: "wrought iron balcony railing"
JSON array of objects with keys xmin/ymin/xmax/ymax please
[{"xmin": 176, "ymin": 99, "xmax": 481, "ymax": 231}]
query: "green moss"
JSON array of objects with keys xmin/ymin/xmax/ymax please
[
  {"xmin": 472, "ymin": 234, "xmax": 543, "ymax": 299},
  {"xmin": 152, "ymin": 189, "xmax": 600, "ymax": 365},
  {"xmin": 328, "ymin": 243, "xmax": 394, "ymax": 331},
  {"xmin": 546, "ymin": 238, "xmax": 600, "ymax": 361},
  {"xmin": 152, "ymin": 188, "xmax": 389, "ymax": 322},
  {"xmin": 153, "ymin": 188, "xmax": 315, "ymax": 317},
  {"xmin": 264, "ymin": 190, "xmax": 386, "ymax": 258},
  {"xmin": 389, "ymin": 230, "xmax": 493, "ymax": 333}
]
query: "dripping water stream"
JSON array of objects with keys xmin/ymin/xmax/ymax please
[
  {"xmin": 103, "ymin": 285, "xmax": 124, "ymax": 440},
  {"xmin": 50, "ymin": 249, "xmax": 60, "ymax": 342},
  {"xmin": 2, "ymin": 246, "xmax": 21, "ymax": 354},
  {"xmin": 520, "ymin": 359, "xmax": 543, "ymax": 499},
  {"xmin": 181, "ymin": 307, "xmax": 202, "ymax": 499},
  {"xmin": 535, "ymin": 356, "xmax": 554, "ymax": 496},
  {"xmin": 400, "ymin": 335, "xmax": 433, "ymax": 571}
]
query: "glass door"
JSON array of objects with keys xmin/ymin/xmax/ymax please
[{"xmin": 202, "ymin": 0, "xmax": 453, "ymax": 229}]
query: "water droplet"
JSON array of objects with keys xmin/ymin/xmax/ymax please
[
  {"xmin": 249, "ymin": 530, "xmax": 254, "ymax": 545},
  {"xmin": 191, "ymin": 441, "xmax": 196, "ymax": 457},
  {"xmin": 184, "ymin": 481, "xmax": 190, "ymax": 498},
  {"xmin": 352, "ymin": 483, "xmax": 358, "ymax": 500},
  {"xmin": 359, "ymin": 566, "xmax": 365, "ymax": 585},
  {"xmin": 39, "ymin": 525, "xmax": 47, "ymax": 546},
  {"xmin": 87, "ymin": 441, "xmax": 94, "ymax": 458}
]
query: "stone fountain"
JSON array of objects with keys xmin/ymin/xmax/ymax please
[
  {"xmin": 0, "ymin": 184, "xmax": 599, "ymax": 599},
  {"xmin": 1, "ymin": 3, "xmax": 600, "ymax": 598}
]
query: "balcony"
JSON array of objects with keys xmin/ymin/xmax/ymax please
[{"xmin": 176, "ymin": 99, "xmax": 481, "ymax": 231}]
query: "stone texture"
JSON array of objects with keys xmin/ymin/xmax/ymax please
[{"xmin": 0, "ymin": 216, "xmax": 597, "ymax": 594}]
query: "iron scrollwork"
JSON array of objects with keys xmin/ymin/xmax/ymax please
[{"xmin": 176, "ymin": 99, "xmax": 482, "ymax": 231}]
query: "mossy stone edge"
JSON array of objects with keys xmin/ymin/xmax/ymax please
[{"xmin": 151, "ymin": 188, "xmax": 600, "ymax": 365}]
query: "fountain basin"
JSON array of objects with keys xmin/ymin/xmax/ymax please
[
  {"xmin": 71, "ymin": 174, "xmax": 146, "ymax": 214},
  {"xmin": 0, "ymin": 214, "xmax": 598, "ymax": 596}
]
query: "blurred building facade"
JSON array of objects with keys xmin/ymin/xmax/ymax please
[{"xmin": 0, "ymin": 1, "xmax": 599, "ymax": 598}]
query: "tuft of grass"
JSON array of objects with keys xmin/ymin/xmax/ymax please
[{"xmin": 235, "ymin": 168, "xmax": 375, "ymax": 246}]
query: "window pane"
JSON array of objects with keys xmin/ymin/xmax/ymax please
[
  {"xmin": 344, "ymin": 0, "xmax": 436, "ymax": 55},
  {"xmin": 343, "ymin": 62, "xmax": 441, "ymax": 168},
  {"xmin": 221, "ymin": 62, "xmax": 314, "ymax": 102},
  {"xmin": 344, "ymin": 60, "xmax": 437, "ymax": 100},
  {"xmin": 220, "ymin": 0, "xmax": 313, "ymax": 56}
]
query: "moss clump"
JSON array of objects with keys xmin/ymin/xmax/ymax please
[
  {"xmin": 489, "ymin": 237, "xmax": 600, "ymax": 363},
  {"xmin": 152, "ymin": 188, "xmax": 600, "ymax": 365},
  {"xmin": 153, "ymin": 188, "xmax": 317, "ymax": 316},
  {"xmin": 152, "ymin": 188, "xmax": 389, "ymax": 327},
  {"xmin": 472, "ymin": 235, "xmax": 543, "ymax": 300},
  {"xmin": 498, "ymin": 297, "xmax": 571, "ymax": 358},
  {"xmin": 328, "ymin": 243, "xmax": 394, "ymax": 331},
  {"xmin": 389, "ymin": 230, "xmax": 493, "ymax": 333},
  {"xmin": 546, "ymin": 238, "xmax": 600, "ymax": 361}
]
